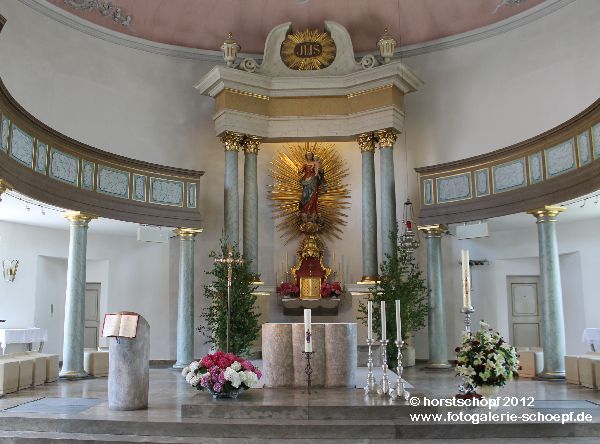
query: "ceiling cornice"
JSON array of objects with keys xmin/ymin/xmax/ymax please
[{"xmin": 17, "ymin": 0, "xmax": 575, "ymax": 62}]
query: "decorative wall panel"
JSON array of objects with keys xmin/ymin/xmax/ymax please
[
  {"xmin": 423, "ymin": 178, "xmax": 433, "ymax": 205},
  {"xmin": 150, "ymin": 177, "xmax": 184, "ymax": 206},
  {"xmin": 528, "ymin": 153, "xmax": 543, "ymax": 184},
  {"xmin": 545, "ymin": 139, "xmax": 576, "ymax": 178},
  {"xmin": 474, "ymin": 168, "xmax": 490, "ymax": 197},
  {"xmin": 492, "ymin": 159, "xmax": 526, "ymax": 193},
  {"xmin": 36, "ymin": 142, "xmax": 47, "ymax": 174},
  {"xmin": 97, "ymin": 165, "xmax": 129, "ymax": 198},
  {"xmin": 133, "ymin": 174, "xmax": 147, "ymax": 202},
  {"xmin": 577, "ymin": 131, "xmax": 591, "ymax": 166},
  {"xmin": 9, "ymin": 124, "xmax": 34, "ymax": 167},
  {"xmin": 49, "ymin": 148, "xmax": 79, "ymax": 186},
  {"xmin": 187, "ymin": 182, "xmax": 197, "ymax": 208},
  {"xmin": 81, "ymin": 160, "xmax": 95, "ymax": 190},
  {"xmin": 592, "ymin": 123, "xmax": 600, "ymax": 159},
  {"xmin": 0, "ymin": 115, "xmax": 8, "ymax": 152},
  {"xmin": 436, "ymin": 173, "xmax": 471, "ymax": 203}
]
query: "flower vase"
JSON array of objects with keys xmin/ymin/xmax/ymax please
[
  {"xmin": 476, "ymin": 385, "xmax": 500, "ymax": 398},
  {"xmin": 203, "ymin": 386, "xmax": 245, "ymax": 399}
]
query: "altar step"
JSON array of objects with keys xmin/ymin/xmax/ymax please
[{"xmin": 0, "ymin": 416, "xmax": 599, "ymax": 442}]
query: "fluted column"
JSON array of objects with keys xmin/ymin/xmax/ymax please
[
  {"xmin": 173, "ymin": 227, "xmax": 203, "ymax": 369},
  {"xmin": 60, "ymin": 211, "xmax": 96, "ymax": 379},
  {"xmin": 528, "ymin": 206, "xmax": 567, "ymax": 379},
  {"xmin": 419, "ymin": 224, "xmax": 451, "ymax": 369},
  {"xmin": 243, "ymin": 135, "xmax": 262, "ymax": 275},
  {"xmin": 221, "ymin": 132, "xmax": 244, "ymax": 246},
  {"xmin": 357, "ymin": 133, "xmax": 378, "ymax": 282},
  {"xmin": 0, "ymin": 179, "xmax": 12, "ymax": 202},
  {"xmin": 376, "ymin": 129, "xmax": 398, "ymax": 261}
]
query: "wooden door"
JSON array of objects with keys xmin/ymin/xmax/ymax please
[
  {"xmin": 507, "ymin": 276, "xmax": 542, "ymax": 348},
  {"xmin": 84, "ymin": 283, "xmax": 100, "ymax": 349}
]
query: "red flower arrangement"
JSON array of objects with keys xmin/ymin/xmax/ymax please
[
  {"xmin": 321, "ymin": 281, "xmax": 343, "ymax": 298},
  {"xmin": 277, "ymin": 281, "xmax": 300, "ymax": 297}
]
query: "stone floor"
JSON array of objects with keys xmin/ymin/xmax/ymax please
[{"xmin": 0, "ymin": 364, "xmax": 598, "ymax": 442}]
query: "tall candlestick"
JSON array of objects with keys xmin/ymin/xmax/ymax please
[
  {"xmin": 461, "ymin": 249, "xmax": 471, "ymax": 308},
  {"xmin": 286, "ymin": 252, "xmax": 289, "ymax": 270},
  {"xmin": 304, "ymin": 309, "xmax": 312, "ymax": 353},
  {"xmin": 380, "ymin": 301, "xmax": 386, "ymax": 341},
  {"xmin": 395, "ymin": 300, "xmax": 402, "ymax": 343},
  {"xmin": 367, "ymin": 300, "xmax": 373, "ymax": 340}
]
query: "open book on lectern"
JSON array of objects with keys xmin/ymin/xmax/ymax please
[{"xmin": 102, "ymin": 312, "xmax": 139, "ymax": 338}]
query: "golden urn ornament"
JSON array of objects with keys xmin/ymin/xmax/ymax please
[
  {"xmin": 377, "ymin": 28, "xmax": 396, "ymax": 64},
  {"xmin": 221, "ymin": 32, "xmax": 241, "ymax": 67}
]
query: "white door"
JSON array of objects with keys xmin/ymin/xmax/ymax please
[
  {"xmin": 507, "ymin": 276, "xmax": 542, "ymax": 348},
  {"xmin": 84, "ymin": 283, "xmax": 101, "ymax": 349}
]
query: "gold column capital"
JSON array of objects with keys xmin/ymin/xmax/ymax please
[
  {"xmin": 527, "ymin": 205, "xmax": 566, "ymax": 222},
  {"xmin": 242, "ymin": 135, "xmax": 262, "ymax": 154},
  {"xmin": 220, "ymin": 131, "xmax": 245, "ymax": 152},
  {"xmin": 63, "ymin": 211, "xmax": 97, "ymax": 224},
  {"xmin": 418, "ymin": 224, "xmax": 447, "ymax": 237},
  {"xmin": 0, "ymin": 179, "xmax": 13, "ymax": 199},
  {"xmin": 174, "ymin": 227, "xmax": 203, "ymax": 238},
  {"xmin": 357, "ymin": 132, "xmax": 376, "ymax": 152},
  {"xmin": 375, "ymin": 128, "xmax": 398, "ymax": 148}
]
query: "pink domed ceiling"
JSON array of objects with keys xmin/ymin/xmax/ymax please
[{"xmin": 48, "ymin": 0, "xmax": 545, "ymax": 53}]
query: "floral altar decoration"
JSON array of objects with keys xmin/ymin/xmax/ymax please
[
  {"xmin": 182, "ymin": 351, "xmax": 262, "ymax": 399},
  {"xmin": 320, "ymin": 281, "xmax": 342, "ymax": 298},
  {"xmin": 455, "ymin": 321, "xmax": 519, "ymax": 395},
  {"xmin": 277, "ymin": 281, "xmax": 300, "ymax": 298}
]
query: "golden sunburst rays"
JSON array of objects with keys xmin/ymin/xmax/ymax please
[
  {"xmin": 280, "ymin": 29, "xmax": 337, "ymax": 71},
  {"xmin": 269, "ymin": 142, "xmax": 350, "ymax": 243}
]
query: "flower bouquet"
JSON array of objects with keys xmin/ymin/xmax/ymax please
[
  {"xmin": 320, "ymin": 281, "xmax": 343, "ymax": 298},
  {"xmin": 182, "ymin": 351, "xmax": 262, "ymax": 399},
  {"xmin": 455, "ymin": 321, "xmax": 519, "ymax": 396},
  {"xmin": 277, "ymin": 281, "xmax": 300, "ymax": 298}
]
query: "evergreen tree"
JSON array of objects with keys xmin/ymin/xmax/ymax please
[
  {"xmin": 199, "ymin": 240, "xmax": 260, "ymax": 356},
  {"xmin": 358, "ymin": 226, "xmax": 429, "ymax": 368}
]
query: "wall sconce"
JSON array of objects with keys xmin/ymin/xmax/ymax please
[{"xmin": 2, "ymin": 259, "xmax": 18, "ymax": 282}]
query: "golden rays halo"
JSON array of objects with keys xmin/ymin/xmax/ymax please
[
  {"xmin": 269, "ymin": 142, "xmax": 350, "ymax": 243},
  {"xmin": 280, "ymin": 29, "xmax": 336, "ymax": 70}
]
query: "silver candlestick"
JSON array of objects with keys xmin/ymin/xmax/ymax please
[
  {"xmin": 377, "ymin": 339, "xmax": 391, "ymax": 397},
  {"xmin": 391, "ymin": 339, "xmax": 410, "ymax": 400},
  {"xmin": 363, "ymin": 338, "xmax": 379, "ymax": 395},
  {"xmin": 457, "ymin": 305, "xmax": 478, "ymax": 397},
  {"xmin": 461, "ymin": 305, "xmax": 474, "ymax": 333}
]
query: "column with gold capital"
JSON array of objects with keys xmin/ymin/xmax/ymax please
[
  {"xmin": 221, "ymin": 131, "xmax": 244, "ymax": 246},
  {"xmin": 357, "ymin": 133, "xmax": 378, "ymax": 282},
  {"xmin": 243, "ymin": 135, "xmax": 262, "ymax": 275},
  {"xmin": 60, "ymin": 211, "xmax": 97, "ymax": 379},
  {"xmin": 528, "ymin": 205, "xmax": 566, "ymax": 379},
  {"xmin": 0, "ymin": 179, "xmax": 12, "ymax": 202},
  {"xmin": 376, "ymin": 129, "xmax": 398, "ymax": 261},
  {"xmin": 419, "ymin": 224, "xmax": 451, "ymax": 369},
  {"xmin": 173, "ymin": 228, "xmax": 203, "ymax": 369}
]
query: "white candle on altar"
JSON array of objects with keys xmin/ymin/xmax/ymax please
[
  {"xmin": 367, "ymin": 300, "xmax": 373, "ymax": 340},
  {"xmin": 380, "ymin": 300, "xmax": 386, "ymax": 341},
  {"xmin": 395, "ymin": 299, "xmax": 402, "ymax": 343},
  {"xmin": 461, "ymin": 249, "xmax": 471, "ymax": 308},
  {"xmin": 304, "ymin": 309, "xmax": 312, "ymax": 353},
  {"xmin": 286, "ymin": 252, "xmax": 289, "ymax": 270}
]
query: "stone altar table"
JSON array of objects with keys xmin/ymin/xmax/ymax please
[{"xmin": 262, "ymin": 323, "xmax": 356, "ymax": 388}]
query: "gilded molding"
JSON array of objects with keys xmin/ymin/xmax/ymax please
[
  {"xmin": 527, "ymin": 205, "xmax": 566, "ymax": 222},
  {"xmin": 63, "ymin": 210, "xmax": 97, "ymax": 224},
  {"xmin": 418, "ymin": 224, "xmax": 447, "ymax": 237},
  {"xmin": 0, "ymin": 178, "xmax": 12, "ymax": 200},
  {"xmin": 357, "ymin": 133, "xmax": 376, "ymax": 153},
  {"xmin": 243, "ymin": 135, "xmax": 262, "ymax": 154},
  {"xmin": 220, "ymin": 131, "xmax": 245, "ymax": 152},
  {"xmin": 174, "ymin": 227, "xmax": 203, "ymax": 238},
  {"xmin": 375, "ymin": 128, "xmax": 398, "ymax": 148}
]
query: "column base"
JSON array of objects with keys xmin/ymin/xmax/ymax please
[
  {"xmin": 425, "ymin": 361, "xmax": 452, "ymax": 369},
  {"xmin": 357, "ymin": 276, "xmax": 378, "ymax": 284},
  {"xmin": 535, "ymin": 370, "xmax": 566, "ymax": 380},
  {"xmin": 172, "ymin": 361, "xmax": 190, "ymax": 369},
  {"xmin": 59, "ymin": 370, "xmax": 89, "ymax": 380}
]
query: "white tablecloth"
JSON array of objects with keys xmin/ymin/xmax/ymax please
[
  {"xmin": 0, "ymin": 328, "xmax": 48, "ymax": 353},
  {"xmin": 582, "ymin": 328, "xmax": 600, "ymax": 351}
]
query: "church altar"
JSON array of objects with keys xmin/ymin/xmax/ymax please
[
  {"xmin": 261, "ymin": 323, "xmax": 356, "ymax": 388},
  {"xmin": 0, "ymin": 327, "xmax": 48, "ymax": 354}
]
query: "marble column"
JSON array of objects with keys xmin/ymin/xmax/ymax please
[
  {"xmin": 242, "ymin": 135, "xmax": 262, "ymax": 275},
  {"xmin": 376, "ymin": 129, "xmax": 398, "ymax": 261},
  {"xmin": 528, "ymin": 206, "xmax": 567, "ymax": 379},
  {"xmin": 60, "ymin": 211, "xmax": 96, "ymax": 379},
  {"xmin": 357, "ymin": 133, "xmax": 378, "ymax": 282},
  {"xmin": 173, "ymin": 228, "xmax": 202, "ymax": 369},
  {"xmin": 0, "ymin": 179, "xmax": 12, "ymax": 202},
  {"xmin": 220, "ymin": 132, "xmax": 244, "ymax": 246},
  {"xmin": 419, "ymin": 224, "xmax": 451, "ymax": 369}
]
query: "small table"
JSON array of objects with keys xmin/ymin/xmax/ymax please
[
  {"xmin": 582, "ymin": 328, "xmax": 600, "ymax": 352},
  {"xmin": 0, "ymin": 328, "xmax": 48, "ymax": 355}
]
